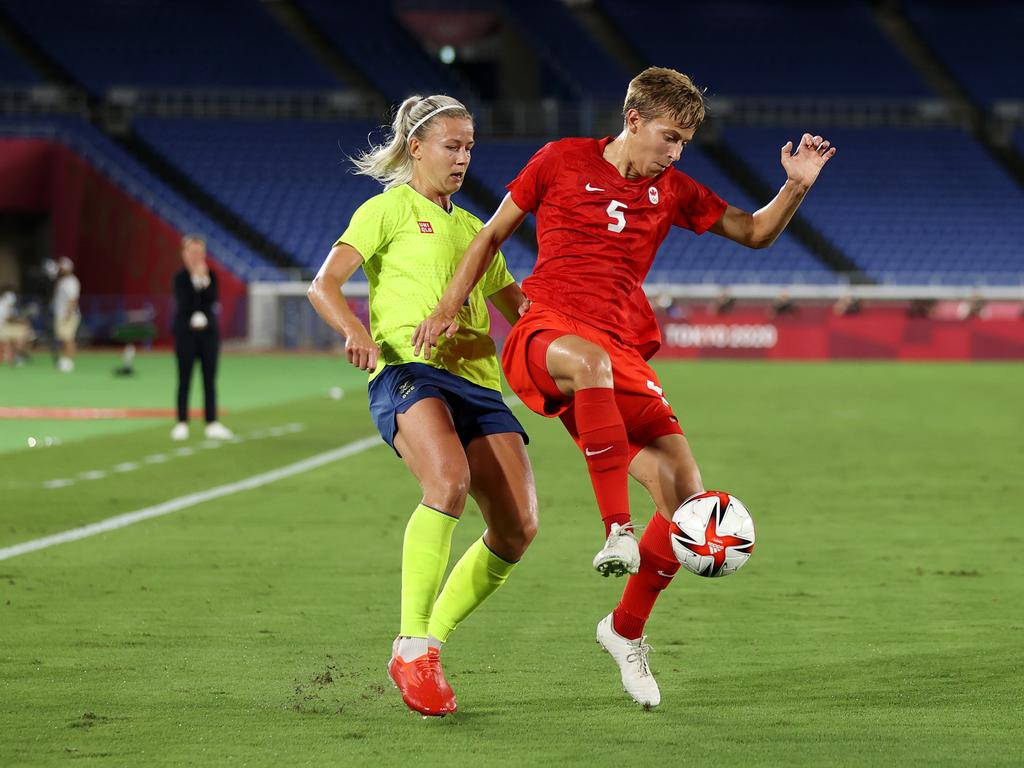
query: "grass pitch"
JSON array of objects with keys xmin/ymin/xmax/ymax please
[{"xmin": 1, "ymin": 354, "xmax": 1022, "ymax": 766}]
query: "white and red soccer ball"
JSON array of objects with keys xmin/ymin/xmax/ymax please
[{"xmin": 670, "ymin": 491, "xmax": 756, "ymax": 577}]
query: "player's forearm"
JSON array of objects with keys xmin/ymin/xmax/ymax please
[
  {"xmin": 438, "ymin": 228, "xmax": 501, "ymax": 315},
  {"xmin": 307, "ymin": 275, "xmax": 367, "ymax": 339},
  {"xmin": 489, "ymin": 282, "xmax": 526, "ymax": 326},
  {"xmin": 751, "ymin": 179, "xmax": 809, "ymax": 248}
]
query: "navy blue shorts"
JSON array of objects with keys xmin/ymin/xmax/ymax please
[{"xmin": 368, "ymin": 362, "xmax": 528, "ymax": 456}]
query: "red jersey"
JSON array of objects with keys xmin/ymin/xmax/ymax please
[{"xmin": 506, "ymin": 137, "xmax": 727, "ymax": 357}]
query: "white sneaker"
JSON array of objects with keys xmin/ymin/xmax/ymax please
[
  {"xmin": 58, "ymin": 357, "xmax": 74, "ymax": 372},
  {"xmin": 204, "ymin": 421, "xmax": 234, "ymax": 440},
  {"xmin": 596, "ymin": 613, "xmax": 660, "ymax": 708},
  {"xmin": 170, "ymin": 422, "xmax": 189, "ymax": 441},
  {"xmin": 592, "ymin": 522, "xmax": 640, "ymax": 576}
]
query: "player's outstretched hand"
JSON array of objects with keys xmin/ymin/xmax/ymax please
[
  {"xmin": 411, "ymin": 306, "xmax": 460, "ymax": 361},
  {"xmin": 781, "ymin": 133, "xmax": 837, "ymax": 188},
  {"xmin": 344, "ymin": 325, "xmax": 380, "ymax": 372}
]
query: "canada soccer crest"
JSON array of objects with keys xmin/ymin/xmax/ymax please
[{"xmin": 648, "ymin": 186, "xmax": 659, "ymax": 205}]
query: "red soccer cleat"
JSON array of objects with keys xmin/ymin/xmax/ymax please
[{"xmin": 387, "ymin": 646, "xmax": 457, "ymax": 717}]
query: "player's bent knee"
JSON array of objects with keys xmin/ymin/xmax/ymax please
[
  {"xmin": 421, "ymin": 470, "xmax": 471, "ymax": 514},
  {"xmin": 489, "ymin": 515, "xmax": 538, "ymax": 561},
  {"xmin": 571, "ymin": 347, "xmax": 612, "ymax": 390}
]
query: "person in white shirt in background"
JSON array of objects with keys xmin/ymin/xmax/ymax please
[
  {"xmin": 54, "ymin": 257, "xmax": 81, "ymax": 373},
  {"xmin": 0, "ymin": 290, "xmax": 32, "ymax": 365}
]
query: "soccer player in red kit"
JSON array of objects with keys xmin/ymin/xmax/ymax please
[{"xmin": 412, "ymin": 67, "xmax": 836, "ymax": 707}]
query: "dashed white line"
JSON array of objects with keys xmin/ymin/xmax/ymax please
[
  {"xmin": 3, "ymin": 435, "xmax": 385, "ymax": 561},
  {"xmin": 39, "ymin": 423, "xmax": 305, "ymax": 489}
]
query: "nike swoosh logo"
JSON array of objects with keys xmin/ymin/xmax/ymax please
[
  {"xmin": 657, "ymin": 570, "xmax": 676, "ymax": 578},
  {"xmin": 585, "ymin": 445, "xmax": 613, "ymax": 456},
  {"xmin": 585, "ymin": 183, "xmax": 605, "ymax": 192}
]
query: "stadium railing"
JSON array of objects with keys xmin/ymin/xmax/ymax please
[{"xmin": 247, "ymin": 277, "xmax": 1024, "ymax": 350}]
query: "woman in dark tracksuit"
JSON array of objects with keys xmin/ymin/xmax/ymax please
[{"xmin": 170, "ymin": 235, "xmax": 233, "ymax": 441}]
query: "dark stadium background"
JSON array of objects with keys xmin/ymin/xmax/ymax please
[{"xmin": 0, "ymin": 0, "xmax": 1021, "ymax": 357}]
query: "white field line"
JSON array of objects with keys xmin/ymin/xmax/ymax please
[
  {"xmin": 40, "ymin": 423, "xmax": 307, "ymax": 489},
  {"xmin": 1, "ymin": 435, "xmax": 384, "ymax": 562},
  {"xmin": 9, "ymin": 400, "xmax": 522, "ymax": 561}
]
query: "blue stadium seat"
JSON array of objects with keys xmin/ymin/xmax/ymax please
[
  {"xmin": 2, "ymin": 0, "xmax": 337, "ymax": 95},
  {"xmin": 463, "ymin": 137, "xmax": 834, "ymax": 283},
  {"xmin": 0, "ymin": 115, "xmax": 282, "ymax": 281},
  {"xmin": 905, "ymin": 1, "xmax": 1024, "ymax": 105},
  {"xmin": 599, "ymin": 0, "xmax": 931, "ymax": 99},
  {"xmin": 131, "ymin": 117, "xmax": 540, "ymax": 276},
  {"xmin": 722, "ymin": 125, "xmax": 1024, "ymax": 284},
  {"xmin": 501, "ymin": 0, "xmax": 631, "ymax": 100},
  {"xmin": 296, "ymin": 0, "xmax": 465, "ymax": 101},
  {"xmin": 0, "ymin": 38, "xmax": 37, "ymax": 84}
]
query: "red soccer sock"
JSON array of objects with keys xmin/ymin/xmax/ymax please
[
  {"xmin": 573, "ymin": 387, "xmax": 631, "ymax": 536},
  {"xmin": 612, "ymin": 512, "xmax": 680, "ymax": 640}
]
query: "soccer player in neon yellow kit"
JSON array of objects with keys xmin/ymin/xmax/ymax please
[{"xmin": 308, "ymin": 95, "xmax": 538, "ymax": 717}]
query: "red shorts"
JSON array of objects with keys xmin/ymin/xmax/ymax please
[{"xmin": 501, "ymin": 302, "xmax": 683, "ymax": 459}]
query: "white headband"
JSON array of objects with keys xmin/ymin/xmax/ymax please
[{"xmin": 407, "ymin": 104, "xmax": 461, "ymax": 141}]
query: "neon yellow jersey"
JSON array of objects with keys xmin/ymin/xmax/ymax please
[{"xmin": 335, "ymin": 184, "xmax": 516, "ymax": 391}]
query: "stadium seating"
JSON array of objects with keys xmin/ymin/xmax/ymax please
[
  {"xmin": 1, "ymin": 0, "xmax": 337, "ymax": 95},
  {"xmin": 599, "ymin": 0, "xmax": 931, "ymax": 99},
  {"xmin": 457, "ymin": 137, "xmax": 833, "ymax": 283},
  {"xmin": 722, "ymin": 125, "xmax": 1024, "ymax": 284},
  {"xmin": 904, "ymin": 1, "xmax": 1024, "ymax": 105},
  {"xmin": 132, "ymin": 117, "xmax": 538, "ymax": 277},
  {"xmin": 500, "ymin": 0, "xmax": 630, "ymax": 100},
  {"xmin": 0, "ymin": 38, "xmax": 37, "ymax": 84},
  {"xmin": 0, "ymin": 115, "xmax": 282, "ymax": 281},
  {"xmin": 296, "ymin": 0, "xmax": 465, "ymax": 101}
]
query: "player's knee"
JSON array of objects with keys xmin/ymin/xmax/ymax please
[
  {"xmin": 422, "ymin": 467, "xmax": 471, "ymax": 514},
  {"xmin": 517, "ymin": 512, "xmax": 539, "ymax": 551},
  {"xmin": 571, "ymin": 346, "xmax": 612, "ymax": 389},
  {"xmin": 499, "ymin": 518, "xmax": 538, "ymax": 561}
]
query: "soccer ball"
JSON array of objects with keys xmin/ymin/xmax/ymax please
[{"xmin": 669, "ymin": 491, "xmax": 755, "ymax": 577}]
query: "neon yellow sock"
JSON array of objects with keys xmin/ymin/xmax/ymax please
[
  {"xmin": 428, "ymin": 537, "xmax": 517, "ymax": 643},
  {"xmin": 400, "ymin": 504, "xmax": 459, "ymax": 638}
]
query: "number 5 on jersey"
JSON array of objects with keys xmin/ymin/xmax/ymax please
[{"xmin": 606, "ymin": 200, "xmax": 627, "ymax": 233}]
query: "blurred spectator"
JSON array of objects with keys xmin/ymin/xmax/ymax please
[
  {"xmin": 713, "ymin": 289, "xmax": 736, "ymax": 315},
  {"xmin": 54, "ymin": 257, "xmax": 81, "ymax": 372},
  {"xmin": 666, "ymin": 298, "xmax": 688, "ymax": 320},
  {"xmin": 0, "ymin": 290, "xmax": 32, "ymax": 365},
  {"xmin": 833, "ymin": 294, "xmax": 862, "ymax": 316},
  {"xmin": 907, "ymin": 298, "xmax": 936, "ymax": 318},
  {"xmin": 770, "ymin": 291, "xmax": 797, "ymax": 318},
  {"xmin": 956, "ymin": 293, "xmax": 985, "ymax": 320},
  {"xmin": 652, "ymin": 292, "xmax": 673, "ymax": 315}
]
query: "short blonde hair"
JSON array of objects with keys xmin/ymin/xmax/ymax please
[
  {"xmin": 181, "ymin": 234, "xmax": 206, "ymax": 250},
  {"xmin": 623, "ymin": 67, "xmax": 706, "ymax": 129}
]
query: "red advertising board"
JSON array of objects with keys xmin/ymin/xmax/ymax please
[
  {"xmin": 0, "ymin": 138, "xmax": 247, "ymax": 340},
  {"xmin": 656, "ymin": 305, "xmax": 1024, "ymax": 360}
]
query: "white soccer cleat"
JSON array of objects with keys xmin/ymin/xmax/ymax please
[
  {"xmin": 592, "ymin": 522, "xmax": 640, "ymax": 576},
  {"xmin": 596, "ymin": 613, "xmax": 660, "ymax": 708},
  {"xmin": 57, "ymin": 357, "xmax": 74, "ymax": 372},
  {"xmin": 204, "ymin": 421, "xmax": 234, "ymax": 440},
  {"xmin": 170, "ymin": 422, "xmax": 189, "ymax": 441}
]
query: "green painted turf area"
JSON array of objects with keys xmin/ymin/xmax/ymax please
[{"xmin": 1, "ymin": 355, "xmax": 1022, "ymax": 766}]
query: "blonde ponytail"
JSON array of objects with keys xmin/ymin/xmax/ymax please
[{"xmin": 350, "ymin": 94, "xmax": 472, "ymax": 189}]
